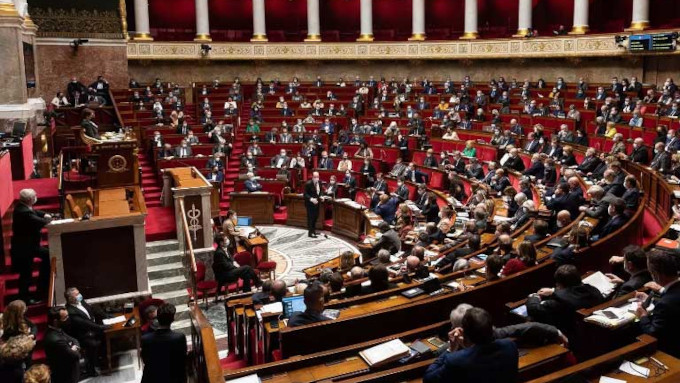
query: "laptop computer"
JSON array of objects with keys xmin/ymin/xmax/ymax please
[
  {"xmin": 236, "ymin": 216, "xmax": 252, "ymax": 226},
  {"xmin": 282, "ymin": 295, "xmax": 306, "ymax": 319}
]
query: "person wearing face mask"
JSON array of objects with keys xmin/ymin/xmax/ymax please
[
  {"xmin": 174, "ymin": 140, "xmax": 192, "ymax": 158},
  {"xmin": 241, "ymin": 151, "xmax": 257, "ymax": 169},
  {"xmin": 213, "ymin": 234, "xmax": 262, "ymax": 299},
  {"xmin": 44, "ymin": 306, "xmax": 81, "ymax": 383},
  {"xmin": 304, "ymin": 172, "xmax": 322, "ymax": 238},
  {"xmin": 393, "ymin": 177, "xmax": 410, "ymax": 201},
  {"xmin": 318, "ymin": 151, "xmax": 333, "ymax": 170},
  {"xmin": 595, "ymin": 197, "xmax": 627, "ymax": 239},
  {"xmin": 64, "ymin": 287, "xmax": 111, "ymax": 377},
  {"xmin": 341, "ymin": 171, "xmax": 357, "ymax": 200}
]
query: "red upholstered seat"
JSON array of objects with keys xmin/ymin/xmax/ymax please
[{"xmin": 195, "ymin": 261, "xmax": 217, "ymax": 306}]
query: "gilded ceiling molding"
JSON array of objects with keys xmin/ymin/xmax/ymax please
[{"xmin": 127, "ymin": 33, "xmax": 680, "ymax": 61}]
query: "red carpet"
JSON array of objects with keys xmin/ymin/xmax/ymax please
[
  {"xmin": 145, "ymin": 206, "xmax": 177, "ymax": 242},
  {"xmin": 13, "ymin": 178, "xmax": 60, "ymax": 207}
]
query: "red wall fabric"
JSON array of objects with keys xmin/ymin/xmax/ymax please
[
  {"xmin": 21, "ymin": 135, "xmax": 33, "ymax": 181},
  {"xmin": 130, "ymin": 0, "xmax": 678, "ymax": 42},
  {"xmin": 0, "ymin": 154, "xmax": 14, "ymax": 217}
]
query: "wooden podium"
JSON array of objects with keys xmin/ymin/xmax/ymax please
[
  {"xmin": 91, "ymin": 141, "xmax": 139, "ymax": 188},
  {"xmin": 284, "ymin": 193, "xmax": 326, "ymax": 229},
  {"xmin": 163, "ymin": 167, "xmax": 214, "ymax": 250},
  {"xmin": 229, "ymin": 192, "xmax": 275, "ymax": 224},
  {"xmin": 48, "ymin": 186, "xmax": 148, "ymax": 304},
  {"xmin": 331, "ymin": 201, "xmax": 367, "ymax": 240}
]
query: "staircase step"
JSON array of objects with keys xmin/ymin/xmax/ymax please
[
  {"xmin": 147, "ymin": 262, "xmax": 185, "ymax": 279},
  {"xmin": 146, "ymin": 249, "xmax": 184, "ymax": 266},
  {"xmin": 154, "ymin": 289, "xmax": 191, "ymax": 306},
  {"xmin": 170, "ymin": 318, "xmax": 193, "ymax": 335},
  {"xmin": 149, "ymin": 275, "xmax": 188, "ymax": 294}
]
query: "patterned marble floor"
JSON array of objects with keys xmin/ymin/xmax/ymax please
[{"xmin": 205, "ymin": 225, "xmax": 359, "ymax": 336}]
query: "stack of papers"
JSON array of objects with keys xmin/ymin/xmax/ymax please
[
  {"xmin": 582, "ymin": 271, "xmax": 616, "ymax": 297},
  {"xmin": 259, "ymin": 302, "xmax": 283, "ymax": 314},
  {"xmin": 585, "ymin": 304, "xmax": 636, "ymax": 328},
  {"xmin": 226, "ymin": 374, "xmax": 261, "ymax": 383},
  {"xmin": 103, "ymin": 316, "xmax": 127, "ymax": 326}
]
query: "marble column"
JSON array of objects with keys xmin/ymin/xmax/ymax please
[
  {"xmin": 409, "ymin": 0, "xmax": 425, "ymax": 41},
  {"xmin": 460, "ymin": 0, "xmax": 478, "ymax": 39},
  {"xmin": 133, "ymin": 0, "xmax": 153, "ymax": 40},
  {"xmin": 194, "ymin": 0, "xmax": 211, "ymax": 41},
  {"xmin": 305, "ymin": 0, "xmax": 321, "ymax": 41},
  {"xmin": 357, "ymin": 0, "xmax": 373, "ymax": 42},
  {"xmin": 514, "ymin": 0, "xmax": 532, "ymax": 37},
  {"xmin": 0, "ymin": 0, "xmax": 27, "ymax": 106},
  {"xmin": 569, "ymin": 0, "xmax": 589, "ymax": 34},
  {"xmin": 251, "ymin": 0, "xmax": 268, "ymax": 42},
  {"xmin": 628, "ymin": 0, "xmax": 650, "ymax": 31}
]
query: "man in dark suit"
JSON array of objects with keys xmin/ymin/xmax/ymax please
[
  {"xmin": 636, "ymin": 251, "xmax": 680, "ymax": 357},
  {"xmin": 522, "ymin": 154, "xmax": 545, "ymax": 180},
  {"xmin": 546, "ymin": 183, "xmax": 581, "ymax": 219},
  {"xmin": 606, "ymin": 245, "xmax": 652, "ymax": 299},
  {"xmin": 373, "ymin": 195, "xmax": 398, "ymax": 224},
  {"xmin": 141, "ymin": 304, "xmax": 187, "ymax": 383},
  {"xmin": 288, "ymin": 282, "xmax": 331, "ymax": 327},
  {"xmin": 318, "ymin": 151, "xmax": 334, "ymax": 170},
  {"xmin": 543, "ymin": 139, "xmax": 563, "ymax": 159},
  {"xmin": 503, "ymin": 149, "xmax": 525, "ymax": 172},
  {"xmin": 244, "ymin": 173, "xmax": 262, "ymax": 192},
  {"xmin": 465, "ymin": 158, "xmax": 484, "ymax": 180},
  {"xmin": 270, "ymin": 149, "xmax": 289, "ymax": 168},
  {"xmin": 11, "ymin": 188, "xmax": 52, "ymax": 304},
  {"xmin": 64, "ymin": 287, "xmax": 110, "ymax": 376},
  {"xmin": 81, "ymin": 108, "xmax": 99, "ymax": 139},
  {"xmin": 576, "ymin": 148, "xmax": 601, "ymax": 174},
  {"xmin": 491, "ymin": 169, "xmax": 511, "ymax": 194},
  {"xmin": 342, "ymin": 171, "xmax": 357, "ymax": 200},
  {"xmin": 650, "ymin": 143, "xmax": 671, "ymax": 173},
  {"xmin": 174, "ymin": 140, "xmax": 192, "ymax": 158},
  {"xmin": 628, "ymin": 138, "xmax": 649, "ymax": 165},
  {"xmin": 213, "ymin": 234, "xmax": 260, "ymax": 297},
  {"xmin": 527, "ymin": 265, "xmax": 603, "ymax": 340},
  {"xmin": 405, "ymin": 163, "xmax": 428, "ymax": 184},
  {"xmin": 597, "ymin": 198, "xmax": 628, "ymax": 238},
  {"xmin": 371, "ymin": 222, "xmax": 401, "ymax": 256},
  {"xmin": 44, "ymin": 306, "xmax": 81, "ymax": 383},
  {"xmin": 424, "ymin": 307, "xmax": 519, "ymax": 383},
  {"xmin": 393, "ymin": 178, "xmax": 410, "ymax": 201},
  {"xmin": 304, "ymin": 172, "xmax": 322, "ymax": 237}
]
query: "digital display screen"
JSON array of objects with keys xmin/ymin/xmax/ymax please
[{"xmin": 629, "ymin": 33, "xmax": 677, "ymax": 52}]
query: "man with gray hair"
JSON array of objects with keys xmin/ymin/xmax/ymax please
[
  {"xmin": 445, "ymin": 303, "xmax": 567, "ymax": 353},
  {"xmin": 12, "ymin": 188, "xmax": 53, "ymax": 304}
]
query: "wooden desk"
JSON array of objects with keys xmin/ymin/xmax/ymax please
[
  {"xmin": 98, "ymin": 188, "xmax": 127, "ymax": 202},
  {"xmin": 230, "ymin": 192, "xmax": 275, "ymax": 225},
  {"xmin": 244, "ymin": 235, "xmax": 269, "ymax": 262},
  {"xmin": 527, "ymin": 335, "xmax": 680, "ymax": 383},
  {"xmin": 104, "ymin": 307, "xmax": 141, "ymax": 372},
  {"xmin": 97, "ymin": 200, "xmax": 131, "ymax": 217},
  {"xmin": 303, "ymin": 253, "xmax": 360, "ymax": 279},
  {"xmin": 332, "ymin": 201, "xmax": 367, "ymax": 240}
]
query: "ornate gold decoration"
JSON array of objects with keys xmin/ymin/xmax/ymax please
[
  {"xmin": 0, "ymin": 2, "xmax": 19, "ymax": 17},
  {"xmin": 626, "ymin": 21, "xmax": 650, "ymax": 31},
  {"xmin": 108, "ymin": 154, "xmax": 128, "ymax": 173},
  {"xmin": 569, "ymin": 25, "xmax": 589, "ymax": 35},
  {"xmin": 133, "ymin": 32, "xmax": 153, "ymax": 41},
  {"xmin": 194, "ymin": 33, "xmax": 212, "ymax": 42},
  {"xmin": 408, "ymin": 33, "xmax": 426, "ymax": 41},
  {"xmin": 513, "ymin": 28, "xmax": 530, "ymax": 38},
  {"xmin": 251, "ymin": 34, "xmax": 268, "ymax": 42},
  {"xmin": 459, "ymin": 31, "xmax": 478, "ymax": 40},
  {"xmin": 304, "ymin": 34, "xmax": 321, "ymax": 42},
  {"xmin": 357, "ymin": 34, "xmax": 374, "ymax": 42},
  {"xmin": 119, "ymin": 0, "xmax": 128, "ymax": 40},
  {"xmin": 126, "ymin": 31, "xmax": 680, "ymax": 61},
  {"xmin": 30, "ymin": 7, "xmax": 124, "ymax": 39},
  {"xmin": 23, "ymin": 15, "xmax": 37, "ymax": 29}
]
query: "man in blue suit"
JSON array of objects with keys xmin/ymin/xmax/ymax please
[
  {"xmin": 424, "ymin": 307, "xmax": 518, "ymax": 383},
  {"xmin": 244, "ymin": 173, "xmax": 262, "ymax": 192},
  {"xmin": 373, "ymin": 195, "xmax": 398, "ymax": 224}
]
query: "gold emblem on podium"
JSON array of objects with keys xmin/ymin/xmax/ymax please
[{"xmin": 108, "ymin": 155, "xmax": 128, "ymax": 173}]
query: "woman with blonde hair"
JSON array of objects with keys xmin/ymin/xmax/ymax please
[
  {"xmin": 462, "ymin": 140, "xmax": 476, "ymax": 157},
  {"xmin": 339, "ymin": 250, "xmax": 356, "ymax": 272},
  {"xmin": 502, "ymin": 240, "xmax": 537, "ymax": 276},
  {"xmin": 23, "ymin": 364, "xmax": 50, "ymax": 383},
  {"xmin": 2, "ymin": 300, "xmax": 37, "ymax": 342},
  {"xmin": 604, "ymin": 121, "xmax": 618, "ymax": 138}
]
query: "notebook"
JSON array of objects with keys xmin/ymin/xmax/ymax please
[{"xmin": 359, "ymin": 339, "xmax": 411, "ymax": 367}]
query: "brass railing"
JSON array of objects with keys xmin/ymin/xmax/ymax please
[
  {"xmin": 47, "ymin": 257, "xmax": 57, "ymax": 307},
  {"xmin": 178, "ymin": 197, "xmax": 198, "ymax": 297}
]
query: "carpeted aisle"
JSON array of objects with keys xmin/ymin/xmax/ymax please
[{"xmin": 145, "ymin": 206, "xmax": 176, "ymax": 242}]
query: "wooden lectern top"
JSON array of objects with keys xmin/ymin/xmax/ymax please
[{"xmin": 168, "ymin": 167, "xmax": 212, "ymax": 189}]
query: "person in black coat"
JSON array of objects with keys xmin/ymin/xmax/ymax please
[
  {"xmin": 597, "ymin": 198, "xmax": 628, "ymax": 239},
  {"xmin": 371, "ymin": 223, "xmax": 402, "ymax": 256},
  {"xmin": 576, "ymin": 149, "xmax": 601, "ymax": 175},
  {"xmin": 80, "ymin": 108, "xmax": 99, "ymax": 139},
  {"xmin": 503, "ymin": 149, "xmax": 525, "ymax": 172},
  {"xmin": 44, "ymin": 306, "xmax": 81, "ymax": 383},
  {"xmin": 628, "ymin": 138, "xmax": 649, "ymax": 165},
  {"xmin": 405, "ymin": 163, "xmax": 428, "ymax": 184},
  {"xmin": 606, "ymin": 245, "xmax": 652, "ymax": 299},
  {"xmin": 11, "ymin": 189, "xmax": 52, "ymax": 304},
  {"xmin": 64, "ymin": 287, "xmax": 110, "ymax": 377},
  {"xmin": 636, "ymin": 251, "xmax": 680, "ymax": 358},
  {"xmin": 342, "ymin": 171, "xmax": 357, "ymax": 200},
  {"xmin": 288, "ymin": 282, "xmax": 331, "ymax": 327},
  {"xmin": 393, "ymin": 178, "xmax": 410, "ymax": 201},
  {"xmin": 622, "ymin": 176, "xmax": 641, "ymax": 212},
  {"xmin": 141, "ymin": 304, "xmax": 187, "ymax": 383},
  {"xmin": 522, "ymin": 154, "xmax": 545, "ymax": 180},
  {"xmin": 212, "ymin": 235, "xmax": 261, "ymax": 298},
  {"xmin": 421, "ymin": 193, "xmax": 441, "ymax": 224},
  {"xmin": 304, "ymin": 172, "xmax": 322, "ymax": 237},
  {"xmin": 490, "ymin": 169, "xmax": 511, "ymax": 194},
  {"xmin": 527, "ymin": 265, "xmax": 603, "ymax": 341},
  {"xmin": 546, "ymin": 183, "xmax": 581, "ymax": 219}
]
